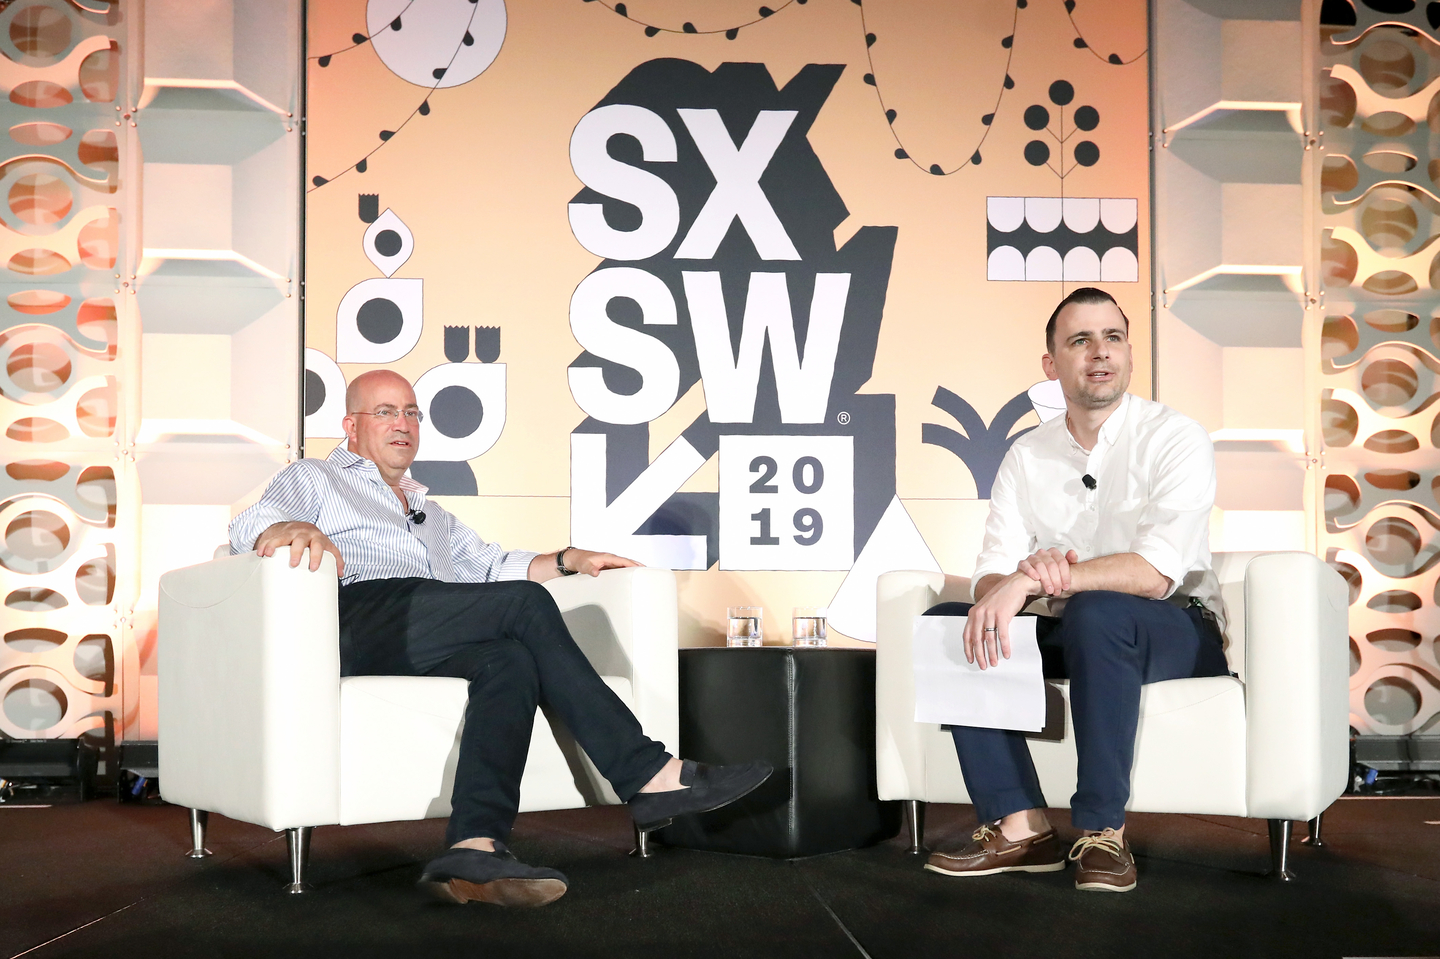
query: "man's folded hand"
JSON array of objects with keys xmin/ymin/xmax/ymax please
[
  {"xmin": 1018, "ymin": 547, "xmax": 1080, "ymax": 596},
  {"xmin": 567, "ymin": 549, "xmax": 642, "ymax": 576},
  {"xmin": 254, "ymin": 521, "xmax": 345, "ymax": 577}
]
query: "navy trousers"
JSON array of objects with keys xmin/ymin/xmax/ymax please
[
  {"xmin": 337, "ymin": 578, "xmax": 671, "ymax": 845},
  {"xmin": 924, "ymin": 590, "xmax": 1229, "ymax": 831}
]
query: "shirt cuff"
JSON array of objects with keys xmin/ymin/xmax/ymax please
[
  {"xmin": 497, "ymin": 550, "xmax": 540, "ymax": 582},
  {"xmin": 969, "ymin": 564, "xmax": 1012, "ymax": 602},
  {"xmin": 228, "ymin": 508, "xmax": 287, "ymax": 556},
  {"xmin": 1131, "ymin": 541, "xmax": 1182, "ymax": 599},
  {"xmin": 227, "ymin": 524, "xmax": 261, "ymax": 556}
]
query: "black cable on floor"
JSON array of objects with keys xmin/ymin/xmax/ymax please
[
  {"xmin": 792, "ymin": 862, "xmax": 873, "ymax": 959},
  {"xmin": 10, "ymin": 901, "xmax": 142, "ymax": 959},
  {"xmin": 6, "ymin": 831, "xmax": 288, "ymax": 959}
]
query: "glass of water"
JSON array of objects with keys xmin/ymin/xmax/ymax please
[
  {"xmin": 792, "ymin": 607, "xmax": 827, "ymax": 648},
  {"xmin": 727, "ymin": 606, "xmax": 763, "ymax": 647}
]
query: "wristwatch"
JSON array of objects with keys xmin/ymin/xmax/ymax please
[{"xmin": 556, "ymin": 547, "xmax": 578, "ymax": 576}]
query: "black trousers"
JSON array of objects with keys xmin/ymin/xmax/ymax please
[
  {"xmin": 338, "ymin": 578, "xmax": 672, "ymax": 845},
  {"xmin": 924, "ymin": 591, "xmax": 1230, "ymax": 830}
]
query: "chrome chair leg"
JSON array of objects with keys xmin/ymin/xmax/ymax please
[
  {"xmin": 905, "ymin": 800, "xmax": 927, "ymax": 855},
  {"xmin": 631, "ymin": 822, "xmax": 658, "ymax": 858},
  {"xmin": 284, "ymin": 826, "xmax": 313, "ymax": 893},
  {"xmin": 185, "ymin": 809, "xmax": 212, "ymax": 859},
  {"xmin": 1301, "ymin": 813, "xmax": 1324, "ymax": 847},
  {"xmin": 1267, "ymin": 819, "xmax": 1295, "ymax": 881}
]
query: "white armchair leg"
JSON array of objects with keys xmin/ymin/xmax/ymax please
[
  {"xmin": 186, "ymin": 809, "xmax": 212, "ymax": 859},
  {"xmin": 905, "ymin": 801, "xmax": 927, "ymax": 855},
  {"xmin": 1267, "ymin": 819, "xmax": 1295, "ymax": 881},
  {"xmin": 1301, "ymin": 813, "xmax": 1325, "ymax": 847},
  {"xmin": 285, "ymin": 826, "xmax": 313, "ymax": 894}
]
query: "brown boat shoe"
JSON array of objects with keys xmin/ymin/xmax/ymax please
[
  {"xmin": 1068, "ymin": 829, "xmax": 1137, "ymax": 892},
  {"xmin": 924, "ymin": 822, "xmax": 1066, "ymax": 878}
]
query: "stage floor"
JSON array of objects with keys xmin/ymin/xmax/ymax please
[{"xmin": 2, "ymin": 797, "xmax": 1438, "ymax": 959}]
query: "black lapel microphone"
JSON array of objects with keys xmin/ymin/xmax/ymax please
[
  {"xmin": 1082, "ymin": 474, "xmax": 1097, "ymax": 491},
  {"xmin": 407, "ymin": 508, "xmax": 426, "ymax": 525}
]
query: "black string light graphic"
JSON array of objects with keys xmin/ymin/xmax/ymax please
[
  {"xmin": 582, "ymin": 0, "xmax": 804, "ymax": 39},
  {"xmin": 310, "ymin": 0, "xmax": 419, "ymax": 67},
  {"xmin": 308, "ymin": 3, "xmax": 480, "ymax": 192},
  {"xmin": 1064, "ymin": 0, "xmax": 1146, "ymax": 66},
  {"xmin": 857, "ymin": 0, "xmax": 1026, "ymax": 176}
]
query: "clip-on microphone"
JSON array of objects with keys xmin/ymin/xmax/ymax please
[
  {"xmin": 1081, "ymin": 474, "xmax": 1097, "ymax": 491},
  {"xmin": 407, "ymin": 508, "xmax": 426, "ymax": 525}
]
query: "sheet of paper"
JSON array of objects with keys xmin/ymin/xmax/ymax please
[{"xmin": 911, "ymin": 616, "xmax": 1046, "ymax": 732}]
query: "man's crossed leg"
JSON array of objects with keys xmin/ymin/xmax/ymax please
[{"xmin": 340, "ymin": 578, "xmax": 772, "ymax": 907}]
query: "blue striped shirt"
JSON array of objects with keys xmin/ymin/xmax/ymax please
[{"xmin": 229, "ymin": 446, "xmax": 537, "ymax": 586}]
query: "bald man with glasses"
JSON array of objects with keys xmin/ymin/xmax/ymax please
[{"xmin": 230, "ymin": 370, "xmax": 770, "ymax": 908}]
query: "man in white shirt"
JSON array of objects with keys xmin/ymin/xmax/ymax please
[
  {"xmin": 231, "ymin": 369, "xmax": 771, "ymax": 908},
  {"xmin": 921, "ymin": 288, "xmax": 1229, "ymax": 893}
]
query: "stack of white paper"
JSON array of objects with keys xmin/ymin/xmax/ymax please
[{"xmin": 911, "ymin": 616, "xmax": 1046, "ymax": 732}]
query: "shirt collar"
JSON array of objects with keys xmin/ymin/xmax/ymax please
[
  {"xmin": 1097, "ymin": 392, "xmax": 1131, "ymax": 447},
  {"xmin": 1063, "ymin": 392, "xmax": 1131, "ymax": 454},
  {"xmin": 325, "ymin": 445, "xmax": 429, "ymax": 496}
]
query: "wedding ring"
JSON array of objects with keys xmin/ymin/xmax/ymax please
[{"xmin": 983, "ymin": 627, "xmax": 998, "ymax": 633}]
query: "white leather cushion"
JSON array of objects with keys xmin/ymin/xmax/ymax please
[
  {"xmin": 519, "ymin": 675, "xmax": 636, "ymax": 812},
  {"xmin": 921, "ymin": 676, "xmax": 1248, "ymax": 817},
  {"xmin": 339, "ymin": 676, "xmax": 469, "ymax": 825},
  {"xmin": 337, "ymin": 674, "xmax": 636, "ymax": 826},
  {"xmin": 1129, "ymin": 677, "xmax": 1247, "ymax": 815}
]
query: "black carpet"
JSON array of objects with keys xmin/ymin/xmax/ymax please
[{"xmin": 2, "ymin": 798, "xmax": 1438, "ymax": 959}]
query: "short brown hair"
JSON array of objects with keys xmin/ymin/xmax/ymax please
[{"xmin": 1045, "ymin": 287, "xmax": 1129, "ymax": 353}]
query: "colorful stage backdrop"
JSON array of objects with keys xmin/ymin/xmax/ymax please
[{"xmin": 303, "ymin": 0, "xmax": 1151, "ymax": 645}]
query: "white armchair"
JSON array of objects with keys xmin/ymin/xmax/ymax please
[
  {"xmin": 157, "ymin": 552, "xmax": 679, "ymax": 891},
  {"xmin": 876, "ymin": 551, "xmax": 1350, "ymax": 879}
]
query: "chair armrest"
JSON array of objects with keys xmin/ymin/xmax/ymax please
[
  {"xmin": 1242, "ymin": 551, "xmax": 1351, "ymax": 821},
  {"xmin": 544, "ymin": 566, "xmax": 679, "ymax": 755},
  {"xmin": 875, "ymin": 570, "xmax": 971, "ymax": 801},
  {"xmin": 158, "ymin": 551, "xmax": 343, "ymax": 829}
]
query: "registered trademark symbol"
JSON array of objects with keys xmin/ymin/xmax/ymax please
[{"xmin": 837, "ymin": 411, "xmax": 851, "ymax": 425}]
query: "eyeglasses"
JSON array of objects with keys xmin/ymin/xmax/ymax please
[{"xmin": 351, "ymin": 408, "xmax": 424, "ymax": 423}]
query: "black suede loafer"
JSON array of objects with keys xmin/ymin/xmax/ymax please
[
  {"xmin": 418, "ymin": 843, "xmax": 568, "ymax": 907},
  {"xmin": 628, "ymin": 759, "xmax": 774, "ymax": 831}
]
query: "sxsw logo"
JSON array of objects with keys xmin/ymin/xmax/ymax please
[{"xmin": 562, "ymin": 60, "xmax": 897, "ymax": 572}]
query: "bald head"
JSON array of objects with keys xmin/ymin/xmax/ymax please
[
  {"xmin": 342, "ymin": 370, "xmax": 420, "ymax": 481},
  {"xmin": 346, "ymin": 369, "xmax": 414, "ymax": 413}
]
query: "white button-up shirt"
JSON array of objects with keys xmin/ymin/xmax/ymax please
[
  {"xmin": 973, "ymin": 393, "xmax": 1225, "ymax": 632},
  {"xmin": 229, "ymin": 446, "xmax": 537, "ymax": 587}
]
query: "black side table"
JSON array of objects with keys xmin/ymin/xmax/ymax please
[{"xmin": 658, "ymin": 647, "xmax": 901, "ymax": 858}]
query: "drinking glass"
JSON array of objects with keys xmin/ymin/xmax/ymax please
[
  {"xmin": 726, "ymin": 606, "xmax": 763, "ymax": 647},
  {"xmin": 792, "ymin": 607, "xmax": 827, "ymax": 648}
]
